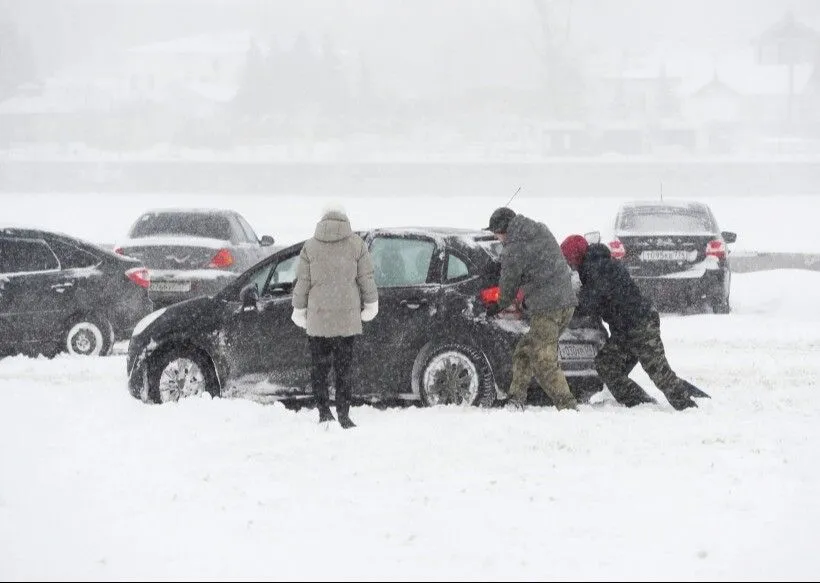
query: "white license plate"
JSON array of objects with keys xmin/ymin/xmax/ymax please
[
  {"xmin": 151, "ymin": 281, "xmax": 191, "ymax": 293},
  {"xmin": 640, "ymin": 250, "xmax": 689, "ymax": 261},
  {"xmin": 559, "ymin": 343, "xmax": 596, "ymax": 360}
]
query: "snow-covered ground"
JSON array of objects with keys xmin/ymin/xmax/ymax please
[
  {"xmin": 1, "ymin": 190, "xmax": 819, "ymax": 580},
  {"xmin": 0, "ymin": 268, "xmax": 819, "ymax": 581}
]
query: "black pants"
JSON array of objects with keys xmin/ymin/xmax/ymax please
[{"xmin": 309, "ymin": 336, "xmax": 355, "ymax": 415}]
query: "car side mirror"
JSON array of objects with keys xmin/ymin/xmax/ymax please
[
  {"xmin": 584, "ymin": 231, "xmax": 601, "ymax": 245},
  {"xmin": 721, "ymin": 231, "xmax": 737, "ymax": 244},
  {"xmin": 239, "ymin": 283, "xmax": 259, "ymax": 310},
  {"xmin": 260, "ymin": 235, "xmax": 275, "ymax": 247}
]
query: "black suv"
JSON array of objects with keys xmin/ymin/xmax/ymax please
[
  {"xmin": 607, "ymin": 200, "xmax": 736, "ymax": 313},
  {"xmin": 1, "ymin": 226, "xmax": 153, "ymax": 357},
  {"xmin": 127, "ymin": 227, "xmax": 606, "ymax": 407}
]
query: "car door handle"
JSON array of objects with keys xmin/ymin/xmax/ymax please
[
  {"xmin": 50, "ymin": 282, "xmax": 74, "ymax": 293},
  {"xmin": 400, "ymin": 298, "xmax": 428, "ymax": 310}
]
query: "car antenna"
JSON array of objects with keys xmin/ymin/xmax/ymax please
[
  {"xmin": 505, "ymin": 185, "xmax": 523, "ymax": 207},
  {"xmin": 659, "ymin": 181, "xmax": 664, "ymax": 202}
]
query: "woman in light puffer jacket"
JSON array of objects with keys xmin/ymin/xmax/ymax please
[{"xmin": 291, "ymin": 206, "xmax": 378, "ymax": 428}]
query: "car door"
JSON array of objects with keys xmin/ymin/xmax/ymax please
[
  {"xmin": 355, "ymin": 234, "xmax": 443, "ymax": 395},
  {"xmin": 219, "ymin": 249, "xmax": 311, "ymax": 399},
  {"xmin": 0, "ymin": 236, "xmax": 76, "ymax": 349}
]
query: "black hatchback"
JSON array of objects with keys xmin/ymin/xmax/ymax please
[
  {"xmin": 127, "ymin": 227, "xmax": 606, "ymax": 408},
  {"xmin": 1, "ymin": 226, "xmax": 154, "ymax": 357}
]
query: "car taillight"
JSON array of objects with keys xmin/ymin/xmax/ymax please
[
  {"xmin": 705, "ymin": 239, "xmax": 726, "ymax": 259},
  {"xmin": 114, "ymin": 246, "xmax": 124, "ymax": 255},
  {"xmin": 479, "ymin": 286, "xmax": 500, "ymax": 306},
  {"xmin": 208, "ymin": 248, "xmax": 234, "ymax": 269},
  {"xmin": 125, "ymin": 267, "xmax": 150, "ymax": 289},
  {"xmin": 608, "ymin": 239, "xmax": 626, "ymax": 260}
]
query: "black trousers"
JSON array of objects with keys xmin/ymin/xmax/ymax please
[{"xmin": 309, "ymin": 336, "xmax": 355, "ymax": 415}]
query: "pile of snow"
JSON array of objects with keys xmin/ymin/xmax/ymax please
[{"xmin": 0, "ymin": 268, "xmax": 819, "ymax": 580}]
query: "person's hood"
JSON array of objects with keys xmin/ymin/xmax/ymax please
[
  {"xmin": 585, "ymin": 243, "xmax": 612, "ymax": 262},
  {"xmin": 314, "ymin": 210, "xmax": 352, "ymax": 242}
]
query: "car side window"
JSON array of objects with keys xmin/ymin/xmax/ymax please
[
  {"xmin": 264, "ymin": 254, "xmax": 299, "ymax": 294},
  {"xmin": 47, "ymin": 240, "xmax": 100, "ymax": 269},
  {"xmin": 246, "ymin": 262, "xmax": 276, "ymax": 297},
  {"xmin": 370, "ymin": 237, "xmax": 435, "ymax": 287},
  {"xmin": 445, "ymin": 253, "xmax": 470, "ymax": 282},
  {"xmin": 0, "ymin": 238, "xmax": 60, "ymax": 274},
  {"xmin": 235, "ymin": 214, "xmax": 259, "ymax": 244}
]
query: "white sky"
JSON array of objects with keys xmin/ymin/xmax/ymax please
[{"xmin": 1, "ymin": 193, "xmax": 820, "ymax": 579}]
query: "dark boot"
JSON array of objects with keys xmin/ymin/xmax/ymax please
[
  {"xmin": 338, "ymin": 413, "xmax": 356, "ymax": 429},
  {"xmin": 608, "ymin": 379, "xmax": 657, "ymax": 407},
  {"xmin": 665, "ymin": 385, "xmax": 698, "ymax": 411},
  {"xmin": 681, "ymin": 380, "xmax": 711, "ymax": 400},
  {"xmin": 318, "ymin": 406, "xmax": 336, "ymax": 423}
]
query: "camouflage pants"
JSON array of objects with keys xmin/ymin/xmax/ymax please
[
  {"xmin": 595, "ymin": 311, "xmax": 682, "ymax": 406},
  {"xmin": 507, "ymin": 307, "xmax": 578, "ymax": 410}
]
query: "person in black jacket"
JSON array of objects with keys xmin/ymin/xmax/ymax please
[{"xmin": 560, "ymin": 234, "xmax": 709, "ymax": 410}]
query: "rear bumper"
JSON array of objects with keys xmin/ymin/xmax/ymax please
[
  {"xmin": 147, "ymin": 269, "xmax": 237, "ymax": 308},
  {"xmin": 633, "ymin": 269, "xmax": 728, "ymax": 305}
]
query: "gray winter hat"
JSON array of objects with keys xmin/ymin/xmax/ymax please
[{"xmin": 485, "ymin": 207, "xmax": 516, "ymax": 234}]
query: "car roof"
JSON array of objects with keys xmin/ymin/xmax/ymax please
[
  {"xmin": 369, "ymin": 226, "xmax": 496, "ymax": 240},
  {"xmin": 618, "ymin": 199, "xmax": 711, "ymax": 213},
  {"xmin": 138, "ymin": 208, "xmax": 237, "ymax": 216},
  {"xmin": 1, "ymin": 224, "xmax": 68, "ymax": 239}
]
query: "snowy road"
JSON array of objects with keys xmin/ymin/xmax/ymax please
[{"xmin": 1, "ymin": 269, "xmax": 819, "ymax": 581}]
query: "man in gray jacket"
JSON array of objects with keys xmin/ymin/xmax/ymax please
[
  {"xmin": 291, "ymin": 206, "xmax": 379, "ymax": 428},
  {"xmin": 484, "ymin": 207, "xmax": 579, "ymax": 411}
]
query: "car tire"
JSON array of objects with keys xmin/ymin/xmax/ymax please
[
  {"xmin": 710, "ymin": 297, "xmax": 731, "ymax": 314},
  {"xmin": 64, "ymin": 314, "xmax": 114, "ymax": 356},
  {"xmin": 417, "ymin": 343, "xmax": 496, "ymax": 408},
  {"xmin": 147, "ymin": 346, "xmax": 220, "ymax": 404}
]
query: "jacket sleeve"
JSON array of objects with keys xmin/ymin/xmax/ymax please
[
  {"xmin": 497, "ymin": 243, "xmax": 526, "ymax": 310},
  {"xmin": 291, "ymin": 245, "xmax": 311, "ymax": 310},
  {"xmin": 577, "ymin": 263, "xmax": 605, "ymax": 318},
  {"xmin": 356, "ymin": 239, "xmax": 379, "ymax": 305}
]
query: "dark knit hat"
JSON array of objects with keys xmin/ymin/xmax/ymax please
[{"xmin": 485, "ymin": 207, "xmax": 516, "ymax": 234}]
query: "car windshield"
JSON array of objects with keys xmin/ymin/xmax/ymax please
[
  {"xmin": 617, "ymin": 208, "xmax": 714, "ymax": 233},
  {"xmin": 130, "ymin": 212, "xmax": 232, "ymax": 240}
]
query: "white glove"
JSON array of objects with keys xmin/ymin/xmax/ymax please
[
  {"xmin": 291, "ymin": 308, "xmax": 307, "ymax": 329},
  {"xmin": 361, "ymin": 301, "xmax": 378, "ymax": 322}
]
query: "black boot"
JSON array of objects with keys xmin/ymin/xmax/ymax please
[
  {"xmin": 681, "ymin": 380, "xmax": 711, "ymax": 400},
  {"xmin": 338, "ymin": 414, "xmax": 356, "ymax": 429},
  {"xmin": 336, "ymin": 404, "xmax": 356, "ymax": 429},
  {"xmin": 665, "ymin": 385, "xmax": 698, "ymax": 411},
  {"xmin": 318, "ymin": 406, "xmax": 336, "ymax": 423}
]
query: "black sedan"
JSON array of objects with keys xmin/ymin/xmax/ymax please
[
  {"xmin": 1, "ymin": 226, "xmax": 153, "ymax": 357},
  {"xmin": 607, "ymin": 200, "xmax": 736, "ymax": 313},
  {"xmin": 127, "ymin": 227, "xmax": 607, "ymax": 408}
]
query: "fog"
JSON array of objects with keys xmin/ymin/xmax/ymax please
[{"xmin": 2, "ymin": 0, "xmax": 820, "ymax": 195}]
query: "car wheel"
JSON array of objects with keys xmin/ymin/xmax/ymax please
[
  {"xmin": 418, "ymin": 343, "xmax": 496, "ymax": 408},
  {"xmin": 147, "ymin": 347, "xmax": 220, "ymax": 404},
  {"xmin": 710, "ymin": 297, "xmax": 731, "ymax": 314},
  {"xmin": 64, "ymin": 314, "xmax": 114, "ymax": 356}
]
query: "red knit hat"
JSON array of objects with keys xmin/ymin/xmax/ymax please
[{"xmin": 560, "ymin": 234, "xmax": 589, "ymax": 270}]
